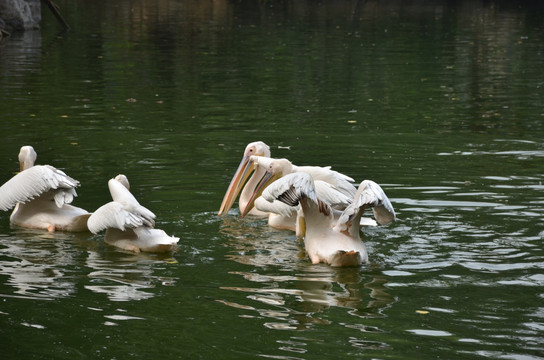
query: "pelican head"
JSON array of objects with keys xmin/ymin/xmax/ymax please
[
  {"xmin": 240, "ymin": 157, "xmax": 293, "ymax": 217},
  {"xmin": 114, "ymin": 174, "xmax": 130, "ymax": 190},
  {"xmin": 18, "ymin": 145, "xmax": 37, "ymax": 171},
  {"xmin": 218, "ymin": 141, "xmax": 270, "ymax": 216}
]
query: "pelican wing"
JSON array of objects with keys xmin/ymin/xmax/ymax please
[
  {"xmin": 334, "ymin": 180, "xmax": 396, "ymax": 235},
  {"xmin": 314, "ymin": 180, "xmax": 352, "ymax": 208},
  {"xmin": 295, "ymin": 165, "xmax": 356, "ymax": 198},
  {"xmin": 107, "ymin": 178, "xmax": 155, "ymax": 227},
  {"xmin": 0, "ymin": 165, "xmax": 79, "ymax": 211},
  {"xmin": 262, "ymin": 172, "xmax": 317, "ymax": 207},
  {"xmin": 88, "ymin": 202, "xmax": 151, "ymax": 233},
  {"xmin": 364, "ymin": 181, "xmax": 396, "ymax": 225}
]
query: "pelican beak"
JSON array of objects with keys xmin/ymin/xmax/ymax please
[
  {"xmin": 218, "ymin": 155, "xmax": 256, "ymax": 216},
  {"xmin": 240, "ymin": 170, "xmax": 281, "ymax": 218},
  {"xmin": 19, "ymin": 161, "xmax": 24, "ymax": 172}
]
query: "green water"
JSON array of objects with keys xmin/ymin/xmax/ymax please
[{"xmin": 1, "ymin": 1, "xmax": 543, "ymax": 359}]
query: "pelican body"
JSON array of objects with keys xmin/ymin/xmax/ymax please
[
  {"xmin": 88, "ymin": 175, "xmax": 179, "ymax": 253},
  {"xmin": 260, "ymin": 172, "xmax": 396, "ymax": 266},
  {"xmin": 0, "ymin": 146, "xmax": 90, "ymax": 232}
]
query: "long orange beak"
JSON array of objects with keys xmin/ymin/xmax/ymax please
[
  {"xmin": 240, "ymin": 170, "xmax": 281, "ymax": 218},
  {"xmin": 218, "ymin": 155, "xmax": 255, "ymax": 216}
]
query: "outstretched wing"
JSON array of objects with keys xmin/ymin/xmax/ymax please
[
  {"xmin": 254, "ymin": 179, "xmax": 349, "ymax": 219},
  {"xmin": 87, "ymin": 202, "xmax": 154, "ymax": 233},
  {"xmin": 0, "ymin": 165, "xmax": 79, "ymax": 211},
  {"xmin": 334, "ymin": 180, "xmax": 396, "ymax": 237},
  {"xmin": 363, "ymin": 180, "xmax": 396, "ymax": 225},
  {"xmin": 314, "ymin": 180, "xmax": 352, "ymax": 209}
]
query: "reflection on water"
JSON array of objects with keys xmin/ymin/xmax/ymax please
[
  {"xmin": 0, "ymin": 30, "xmax": 42, "ymax": 84},
  {"xmin": 0, "ymin": 229, "xmax": 79, "ymax": 300},
  {"xmin": 0, "ymin": 228, "xmax": 177, "ymax": 303},
  {"xmin": 214, "ymin": 151, "xmax": 544, "ymax": 356},
  {"xmin": 219, "ymin": 216, "xmax": 396, "ymax": 332},
  {"xmin": 84, "ymin": 249, "xmax": 177, "ymax": 302},
  {"xmin": 220, "ymin": 216, "xmax": 304, "ymax": 267}
]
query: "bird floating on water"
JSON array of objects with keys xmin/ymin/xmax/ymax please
[
  {"xmin": 0, "ymin": 145, "xmax": 90, "ymax": 232},
  {"xmin": 259, "ymin": 172, "xmax": 396, "ymax": 266},
  {"xmin": 87, "ymin": 175, "xmax": 179, "ymax": 253}
]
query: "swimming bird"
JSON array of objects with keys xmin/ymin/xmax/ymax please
[
  {"xmin": 87, "ymin": 175, "xmax": 179, "ymax": 253},
  {"xmin": 259, "ymin": 172, "xmax": 396, "ymax": 266},
  {"xmin": 0, "ymin": 145, "xmax": 90, "ymax": 232}
]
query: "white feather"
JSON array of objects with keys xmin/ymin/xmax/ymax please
[
  {"xmin": 88, "ymin": 202, "xmax": 145, "ymax": 233},
  {"xmin": 107, "ymin": 178, "xmax": 155, "ymax": 227},
  {"xmin": 334, "ymin": 180, "xmax": 396, "ymax": 233},
  {"xmin": 0, "ymin": 165, "xmax": 79, "ymax": 211},
  {"xmin": 254, "ymin": 197, "xmax": 296, "ymax": 218},
  {"xmin": 295, "ymin": 164, "xmax": 356, "ymax": 198},
  {"xmin": 262, "ymin": 172, "xmax": 317, "ymax": 206},
  {"xmin": 314, "ymin": 180, "xmax": 352, "ymax": 208}
]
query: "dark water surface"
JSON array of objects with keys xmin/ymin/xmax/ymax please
[{"xmin": 1, "ymin": 1, "xmax": 543, "ymax": 359}]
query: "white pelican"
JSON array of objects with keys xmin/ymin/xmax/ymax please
[
  {"xmin": 260, "ymin": 172, "xmax": 396, "ymax": 267},
  {"xmin": 218, "ymin": 141, "xmax": 271, "ymax": 217},
  {"xmin": 87, "ymin": 175, "xmax": 179, "ymax": 253},
  {"xmin": 0, "ymin": 145, "xmax": 90, "ymax": 232}
]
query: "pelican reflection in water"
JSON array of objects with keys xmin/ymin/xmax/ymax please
[
  {"xmin": 84, "ymin": 249, "xmax": 176, "ymax": 302},
  {"xmin": 0, "ymin": 229, "xmax": 89, "ymax": 300}
]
